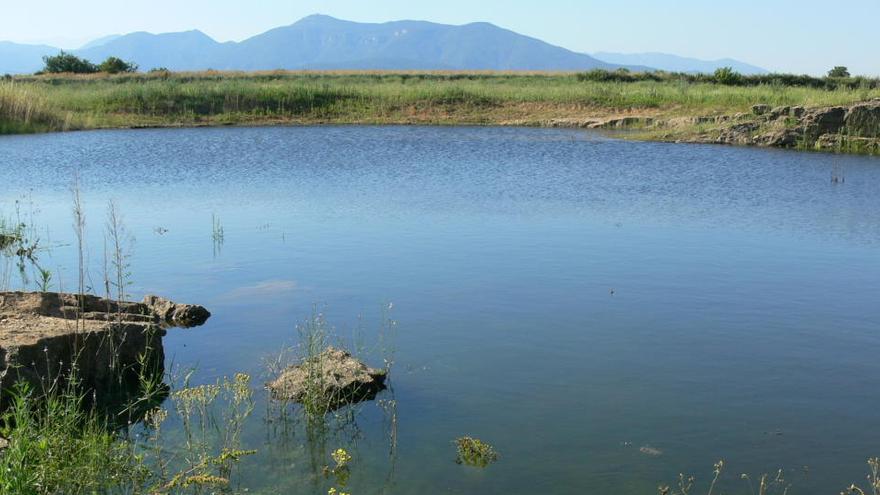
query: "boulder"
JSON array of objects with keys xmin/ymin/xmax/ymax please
[
  {"xmin": 717, "ymin": 122, "xmax": 759, "ymax": 145},
  {"xmin": 802, "ymin": 106, "xmax": 847, "ymax": 140},
  {"xmin": 267, "ymin": 347, "xmax": 387, "ymax": 409},
  {"xmin": 770, "ymin": 106, "xmax": 791, "ymax": 119},
  {"xmin": 755, "ymin": 128, "xmax": 802, "ymax": 148},
  {"xmin": 0, "ymin": 291, "xmax": 210, "ymax": 412},
  {"xmin": 751, "ymin": 104, "xmax": 771, "ymax": 116},
  {"xmin": 845, "ymin": 101, "xmax": 880, "ymax": 137},
  {"xmin": 142, "ymin": 295, "xmax": 210, "ymax": 328}
]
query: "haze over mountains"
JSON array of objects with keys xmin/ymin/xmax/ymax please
[
  {"xmin": 593, "ymin": 52, "xmax": 769, "ymax": 75},
  {"xmin": 0, "ymin": 15, "xmax": 767, "ymax": 75}
]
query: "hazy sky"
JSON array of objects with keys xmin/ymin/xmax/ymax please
[{"xmin": 2, "ymin": 0, "xmax": 877, "ymax": 75}]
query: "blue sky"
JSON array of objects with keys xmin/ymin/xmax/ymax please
[{"xmin": 3, "ymin": 0, "xmax": 877, "ymax": 75}]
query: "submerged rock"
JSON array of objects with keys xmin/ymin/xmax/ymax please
[
  {"xmin": 267, "ymin": 347, "xmax": 387, "ymax": 409},
  {"xmin": 639, "ymin": 446, "xmax": 663, "ymax": 456},
  {"xmin": 0, "ymin": 291, "xmax": 210, "ymax": 411}
]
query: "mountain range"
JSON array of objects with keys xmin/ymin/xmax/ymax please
[
  {"xmin": 0, "ymin": 15, "xmax": 767, "ymax": 75},
  {"xmin": 592, "ymin": 52, "xmax": 769, "ymax": 75}
]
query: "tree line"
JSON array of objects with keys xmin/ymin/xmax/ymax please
[
  {"xmin": 40, "ymin": 51, "xmax": 138, "ymax": 74},
  {"xmin": 577, "ymin": 66, "xmax": 875, "ymax": 90}
]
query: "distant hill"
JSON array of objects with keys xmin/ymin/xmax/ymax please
[
  {"xmin": 1, "ymin": 15, "xmax": 648, "ymax": 74},
  {"xmin": 78, "ymin": 34, "xmax": 123, "ymax": 50},
  {"xmin": 0, "ymin": 41, "xmax": 57, "ymax": 74},
  {"xmin": 76, "ymin": 30, "xmax": 230, "ymax": 71},
  {"xmin": 592, "ymin": 52, "xmax": 769, "ymax": 75}
]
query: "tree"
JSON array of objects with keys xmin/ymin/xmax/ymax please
[
  {"xmin": 98, "ymin": 56, "xmax": 138, "ymax": 74},
  {"xmin": 41, "ymin": 51, "xmax": 98, "ymax": 74},
  {"xmin": 827, "ymin": 66, "xmax": 851, "ymax": 78},
  {"xmin": 713, "ymin": 67, "xmax": 743, "ymax": 86}
]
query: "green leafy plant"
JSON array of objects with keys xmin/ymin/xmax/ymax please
[
  {"xmin": 41, "ymin": 51, "xmax": 98, "ymax": 74},
  {"xmin": 454, "ymin": 436, "xmax": 499, "ymax": 468},
  {"xmin": 99, "ymin": 57, "xmax": 138, "ymax": 74}
]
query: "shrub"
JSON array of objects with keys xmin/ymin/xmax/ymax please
[
  {"xmin": 713, "ymin": 67, "xmax": 743, "ymax": 86},
  {"xmin": 41, "ymin": 51, "xmax": 97, "ymax": 74},
  {"xmin": 98, "ymin": 57, "xmax": 138, "ymax": 74},
  {"xmin": 828, "ymin": 66, "xmax": 851, "ymax": 78}
]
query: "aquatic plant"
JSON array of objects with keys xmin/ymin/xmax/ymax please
[
  {"xmin": 846, "ymin": 457, "xmax": 880, "ymax": 495},
  {"xmin": 0, "ymin": 370, "xmax": 258, "ymax": 494},
  {"xmin": 454, "ymin": 436, "xmax": 499, "ymax": 468},
  {"xmin": 0, "ymin": 198, "xmax": 49, "ymax": 292}
]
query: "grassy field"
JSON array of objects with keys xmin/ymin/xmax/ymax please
[{"xmin": 2, "ymin": 71, "xmax": 880, "ymax": 135}]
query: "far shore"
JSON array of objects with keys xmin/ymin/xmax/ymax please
[{"xmin": 2, "ymin": 71, "xmax": 879, "ymax": 155}]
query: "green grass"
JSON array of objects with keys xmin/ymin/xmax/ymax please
[
  {"xmin": 0, "ymin": 373, "xmax": 256, "ymax": 494},
  {"xmin": 2, "ymin": 71, "xmax": 879, "ymax": 134}
]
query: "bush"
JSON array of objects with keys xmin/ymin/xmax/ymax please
[
  {"xmin": 828, "ymin": 66, "xmax": 851, "ymax": 78},
  {"xmin": 98, "ymin": 57, "xmax": 138, "ymax": 74},
  {"xmin": 713, "ymin": 67, "xmax": 743, "ymax": 86},
  {"xmin": 41, "ymin": 51, "xmax": 97, "ymax": 74}
]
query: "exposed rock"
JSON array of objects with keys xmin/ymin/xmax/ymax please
[
  {"xmin": 845, "ymin": 100, "xmax": 880, "ymax": 137},
  {"xmin": 802, "ymin": 106, "xmax": 847, "ymax": 140},
  {"xmin": 591, "ymin": 116, "xmax": 655, "ymax": 129},
  {"xmin": 0, "ymin": 291, "xmax": 209, "ymax": 411},
  {"xmin": 669, "ymin": 100, "xmax": 879, "ymax": 154},
  {"xmin": 267, "ymin": 347, "xmax": 387, "ymax": 409},
  {"xmin": 141, "ymin": 295, "xmax": 211, "ymax": 327},
  {"xmin": 770, "ymin": 106, "xmax": 791, "ymax": 119},
  {"xmin": 717, "ymin": 122, "xmax": 759, "ymax": 145},
  {"xmin": 751, "ymin": 104, "xmax": 771, "ymax": 116},
  {"xmin": 0, "ymin": 436, "xmax": 7, "ymax": 450},
  {"xmin": 755, "ymin": 128, "xmax": 802, "ymax": 147}
]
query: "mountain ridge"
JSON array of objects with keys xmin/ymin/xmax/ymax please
[{"xmin": 0, "ymin": 15, "xmax": 763, "ymax": 75}]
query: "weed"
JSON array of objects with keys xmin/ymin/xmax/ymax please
[{"xmin": 454, "ymin": 436, "xmax": 499, "ymax": 467}]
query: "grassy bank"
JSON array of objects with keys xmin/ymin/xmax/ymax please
[{"xmin": 2, "ymin": 71, "xmax": 880, "ymax": 133}]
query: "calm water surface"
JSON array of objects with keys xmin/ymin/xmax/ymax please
[{"xmin": 2, "ymin": 126, "xmax": 879, "ymax": 494}]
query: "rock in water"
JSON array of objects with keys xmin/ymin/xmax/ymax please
[
  {"xmin": 639, "ymin": 446, "xmax": 663, "ymax": 456},
  {"xmin": 0, "ymin": 291, "xmax": 210, "ymax": 412},
  {"xmin": 142, "ymin": 295, "xmax": 211, "ymax": 327},
  {"xmin": 267, "ymin": 347, "xmax": 387, "ymax": 409}
]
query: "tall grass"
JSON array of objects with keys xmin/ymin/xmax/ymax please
[
  {"xmin": 3, "ymin": 72, "xmax": 879, "ymax": 134},
  {"xmin": 0, "ymin": 81, "xmax": 70, "ymax": 133}
]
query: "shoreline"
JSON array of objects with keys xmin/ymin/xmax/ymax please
[{"xmin": 2, "ymin": 72, "xmax": 879, "ymax": 155}]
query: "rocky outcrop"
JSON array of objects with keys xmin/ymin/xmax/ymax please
[
  {"xmin": 751, "ymin": 104, "xmax": 771, "ymax": 116},
  {"xmin": 267, "ymin": 347, "xmax": 387, "ymax": 409},
  {"xmin": 845, "ymin": 100, "xmax": 880, "ymax": 137},
  {"xmin": 656, "ymin": 100, "xmax": 880, "ymax": 154},
  {"xmin": 802, "ymin": 106, "xmax": 847, "ymax": 141},
  {"xmin": 717, "ymin": 122, "xmax": 760, "ymax": 145},
  {"xmin": 0, "ymin": 292, "xmax": 210, "ymax": 411}
]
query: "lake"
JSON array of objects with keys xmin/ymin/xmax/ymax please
[{"xmin": 1, "ymin": 125, "xmax": 879, "ymax": 494}]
